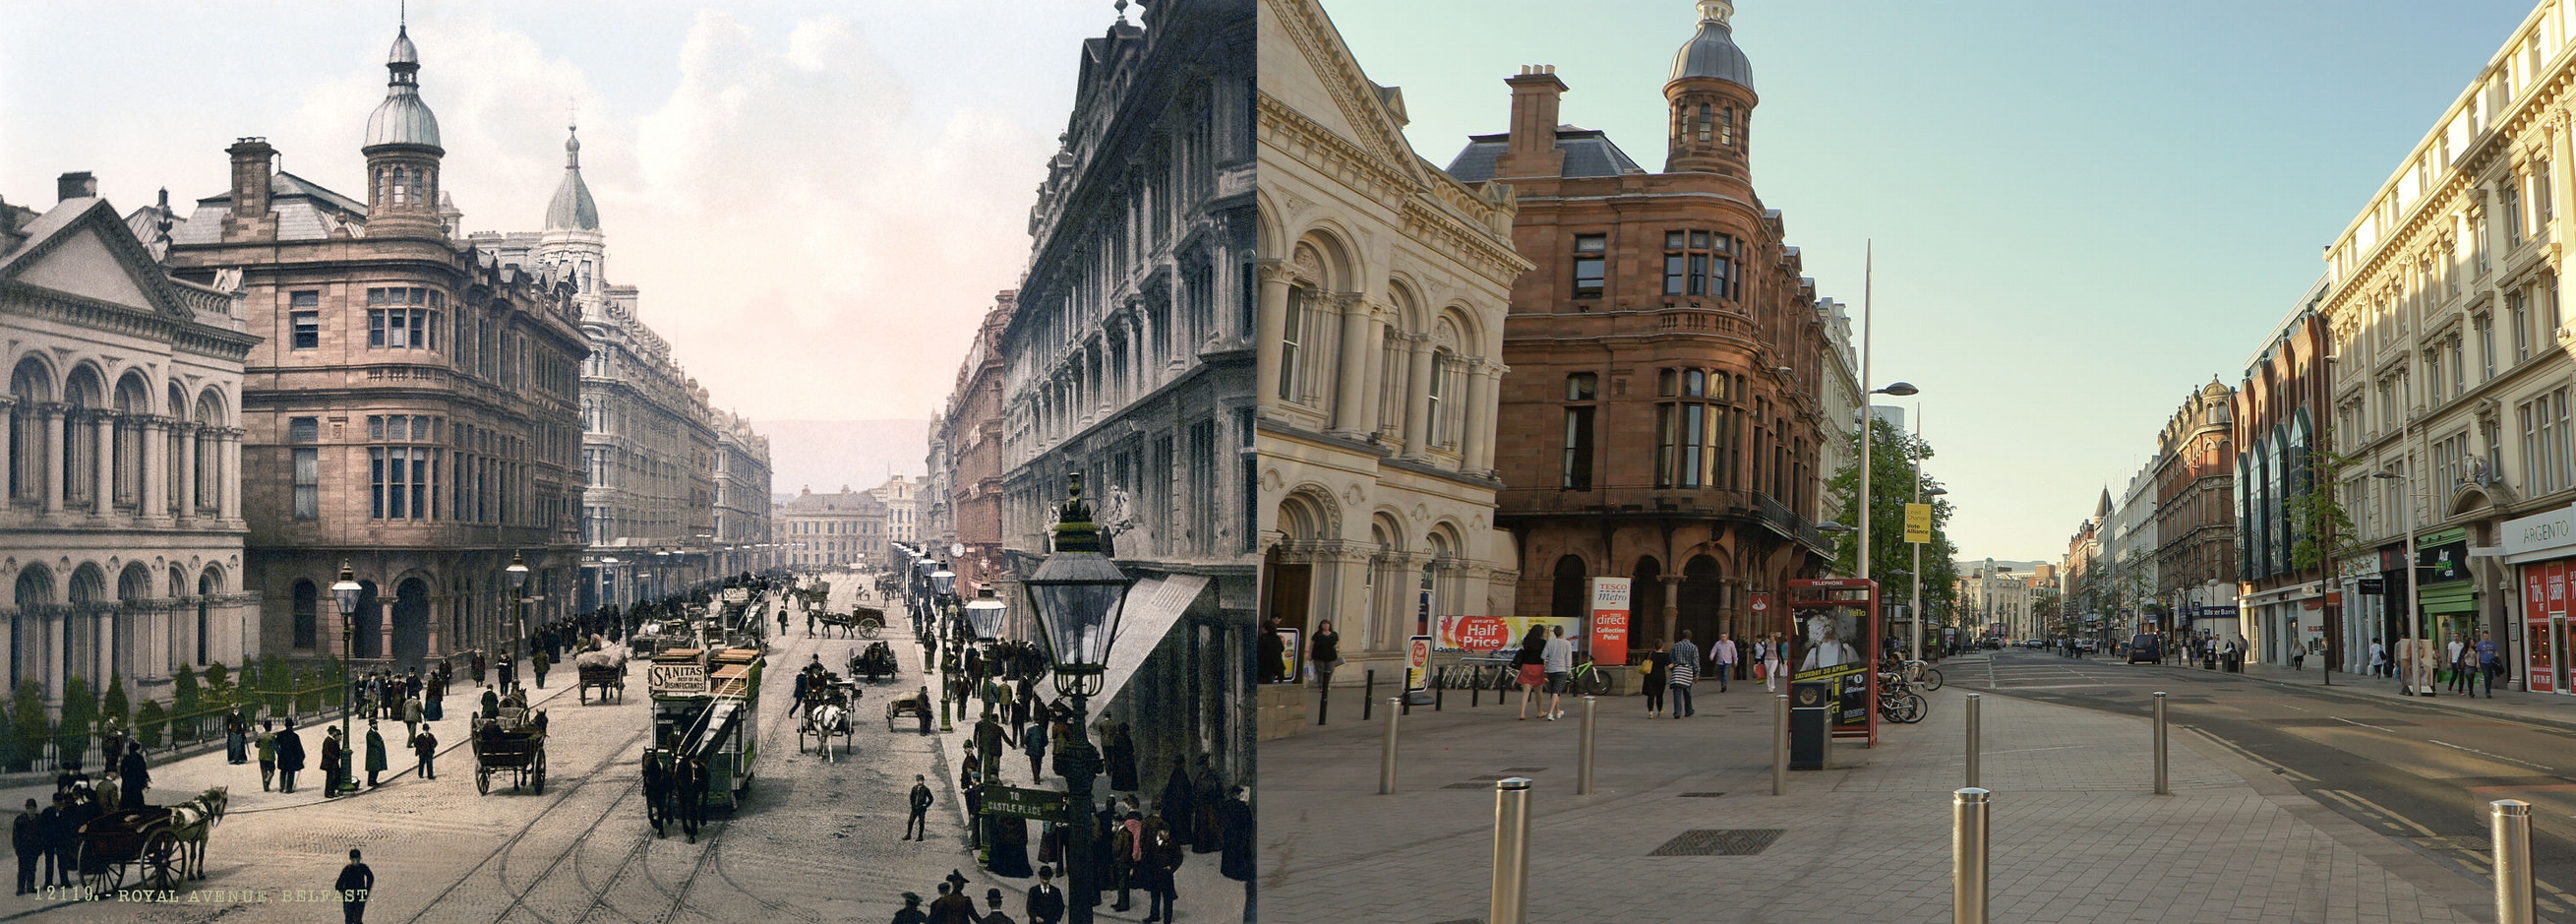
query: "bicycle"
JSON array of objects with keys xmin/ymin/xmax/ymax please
[
  {"xmin": 1883, "ymin": 657, "xmax": 1944, "ymax": 692},
  {"xmin": 1876, "ymin": 672, "xmax": 1927, "ymax": 723},
  {"xmin": 1565, "ymin": 653, "xmax": 1612, "ymax": 697}
]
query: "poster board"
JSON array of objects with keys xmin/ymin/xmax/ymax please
[
  {"xmin": 1435, "ymin": 615, "xmax": 1582, "ymax": 652},
  {"xmin": 1406, "ymin": 635, "xmax": 1432, "ymax": 692},
  {"xmin": 1588, "ymin": 577, "xmax": 1632, "ymax": 665},
  {"xmin": 1788, "ymin": 579, "xmax": 1880, "ymax": 747}
]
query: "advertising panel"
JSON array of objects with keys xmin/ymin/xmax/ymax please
[
  {"xmin": 1588, "ymin": 577, "xmax": 1633, "ymax": 666},
  {"xmin": 1435, "ymin": 615, "xmax": 1583, "ymax": 652},
  {"xmin": 1407, "ymin": 635, "xmax": 1432, "ymax": 692},
  {"xmin": 1793, "ymin": 607, "xmax": 1871, "ymax": 726},
  {"xmin": 1903, "ymin": 503, "xmax": 1933, "ymax": 544}
]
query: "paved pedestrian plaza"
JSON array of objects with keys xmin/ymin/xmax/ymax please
[{"xmin": 1261, "ymin": 654, "xmax": 2504, "ymax": 924}]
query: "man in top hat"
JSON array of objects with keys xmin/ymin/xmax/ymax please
[
  {"xmin": 889, "ymin": 892, "xmax": 929, "ymax": 924},
  {"xmin": 926, "ymin": 880, "xmax": 977, "ymax": 924}
]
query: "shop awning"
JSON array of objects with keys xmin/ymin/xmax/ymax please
[{"xmin": 2419, "ymin": 581, "xmax": 2478, "ymax": 615}]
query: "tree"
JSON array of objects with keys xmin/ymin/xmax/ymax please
[
  {"xmin": 136, "ymin": 700, "xmax": 166, "ymax": 749},
  {"xmin": 2287, "ymin": 447, "xmax": 2367, "ymax": 573},
  {"xmin": 1827, "ymin": 416, "xmax": 1963, "ymax": 628},
  {"xmin": 172, "ymin": 663, "xmax": 201, "ymax": 741},
  {"xmin": 58, "ymin": 675, "xmax": 94, "ymax": 770},
  {"xmin": 100, "ymin": 671, "xmax": 129, "ymax": 735},
  {"xmin": 6, "ymin": 683, "xmax": 44, "ymax": 772}
]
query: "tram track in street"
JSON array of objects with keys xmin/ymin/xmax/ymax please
[{"xmin": 397, "ymin": 720, "xmax": 654, "ymax": 924}]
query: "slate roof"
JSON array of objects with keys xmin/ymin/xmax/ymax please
[
  {"xmin": 170, "ymin": 171, "xmax": 368, "ymax": 245},
  {"xmin": 1445, "ymin": 126, "xmax": 1644, "ymax": 183}
]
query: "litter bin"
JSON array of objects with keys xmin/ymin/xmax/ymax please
[{"xmin": 1789, "ymin": 680, "xmax": 1830, "ymax": 770}]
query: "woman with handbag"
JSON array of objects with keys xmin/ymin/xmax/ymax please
[
  {"xmin": 1514, "ymin": 625, "xmax": 1549, "ymax": 720},
  {"xmin": 1308, "ymin": 620, "xmax": 1342, "ymax": 687}
]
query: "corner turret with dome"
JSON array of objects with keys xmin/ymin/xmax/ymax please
[
  {"xmin": 361, "ymin": 24, "xmax": 447, "ymax": 237},
  {"xmin": 545, "ymin": 125, "xmax": 600, "ymax": 232},
  {"xmin": 1664, "ymin": 0, "xmax": 1758, "ymax": 176}
]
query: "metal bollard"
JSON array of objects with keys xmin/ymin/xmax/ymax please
[
  {"xmin": 1772, "ymin": 694, "xmax": 1789, "ymax": 796},
  {"xmin": 1472, "ymin": 679, "xmax": 1481, "ymax": 708},
  {"xmin": 1577, "ymin": 695, "xmax": 1598, "ymax": 795},
  {"xmin": 2494, "ymin": 799, "xmax": 2535, "ymax": 924},
  {"xmin": 1364, "ymin": 670, "xmax": 1376, "ymax": 721},
  {"xmin": 1379, "ymin": 697, "xmax": 1402, "ymax": 794},
  {"xmin": 2152, "ymin": 692, "xmax": 2169, "ymax": 795},
  {"xmin": 1318, "ymin": 679, "xmax": 1330, "ymax": 726},
  {"xmin": 1436, "ymin": 683, "xmax": 1444, "ymax": 711},
  {"xmin": 1954, "ymin": 788, "xmax": 1990, "ymax": 924},
  {"xmin": 1489, "ymin": 778, "xmax": 1534, "ymax": 924},
  {"xmin": 1964, "ymin": 693, "xmax": 1982, "ymax": 789}
]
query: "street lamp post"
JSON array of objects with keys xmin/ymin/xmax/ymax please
[
  {"xmin": 932, "ymin": 566, "xmax": 959, "ymax": 733},
  {"xmin": 330, "ymin": 561, "xmax": 364, "ymax": 796},
  {"xmin": 506, "ymin": 553, "xmax": 531, "ymax": 664},
  {"xmin": 1022, "ymin": 472, "xmax": 1132, "ymax": 924}
]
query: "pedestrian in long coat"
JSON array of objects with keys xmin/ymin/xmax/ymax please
[
  {"xmin": 276, "ymin": 723, "xmax": 306, "ymax": 793},
  {"xmin": 482, "ymin": 687, "xmax": 502, "ymax": 720},
  {"xmin": 472, "ymin": 651, "xmax": 487, "ymax": 687},
  {"xmin": 364, "ymin": 721, "xmax": 389, "ymax": 787},
  {"xmin": 1105, "ymin": 723, "xmax": 1138, "ymax": 792},
  {"xmin": 118, "ymin": 745, "xmax": 149, "ymax": 811},
  {"xmin": 1157, "ymin": 767, "xmax": 1195, "ymax": 847},
  {"xmin": 410, "ymin": 727, "xmax": 438, "ymax": 779},
  {"xmin": 499, "ymin": 654, "xmax": 516, "ymax": 694},
  {"xmin": 319, "ymin": 728, "xmax": 345, "ymax": 796},
  {"xmin": 403, "ymin": 697, "xmax": 424, "ymax": 743},
  {"xmin": 1189, "ymin": 755, "xmax": 1223, "ymax": 852},
  {"xmin": 1219, "ymin": 786, "xmax": 1254, "ymax": 882}
]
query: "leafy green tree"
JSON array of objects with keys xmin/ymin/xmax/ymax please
[
  {"xmin": 1827, "ymin": 416, "xmax": 1963, "ymax": 628},
  {"xmin": 100, "ymin": 671, "xmax": 129, "ymax": 736},
  {"xmin": 2288, "ymin": 447, "xmax": 2367, "ymax": 572},
  {"xmin": 205, "ymin": 661, "xmax": 232, "ymax": 709},
  {"xmin": 136, "ymin": 700, "xmax": 166, "ymax": 749},
  {"xmin": 7, "ymin": 683, "xmax": 46, "ymax": 772},
  {"xmin": 57, "ymin": 675, "xmax": 94, "ymax": 770},
  {"xmin": 262, "ymin": 654, "xmax": 290, "ymax": 717},
  {"xmin": 172, "ymin": 663, "xmax": 201, "ymax": 741}
]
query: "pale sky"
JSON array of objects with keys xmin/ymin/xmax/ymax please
[
  {"xmin": 0, "ymin": 0, "xmax": 1119, "ymax": 422},
  {"xmin": 1323, "ymin": 0, "xmax": 2540, "ymax": 564}
]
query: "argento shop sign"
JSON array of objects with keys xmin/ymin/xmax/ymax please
[{"xmin": 2502, "ymin": 502, "xmax": 2576, "ymax": 560}]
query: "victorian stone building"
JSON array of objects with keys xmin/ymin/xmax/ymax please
[
  {"xmin": 162, "ymin": 27, "xmax": 588, "ymax": 670},
  {"xmin": 779, "ymin": 486, "xmax": 887, "ymax": 571},
  {"xmin": 711, "ymin": 410, "xmax": 772, "ymax": 579},
  {"xmin": 997, "ymin": 0, "xmax": 1256, "ymax": 790},
  {"xmin": 929, "ymin": 290, "xmax": 1015, "ymax": 610},
  {"xmin": 869, "ymin": 474, "xmax": 920, "ymax": 553},
  {"xmin": 1478, "ymin": 0, "xmax": 1838, "ymax": 648},
  {"xmin": 3, "ymin": 179, "xmax": 261, "ymax": 710},
  {"xmin": 1254, "ymin": 0, "xmax": 1528, "ymax": 685},
  {"xmin": 2154, "ymin": 378, "xmax": 2237, "ymax": 641}
]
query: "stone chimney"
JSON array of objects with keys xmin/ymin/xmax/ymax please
[
  {"xmin": 222, "ymin": 138, "xmax": 279, "ymax": 242},
  {"xmin": 56, "ymin": 172, "xmax": 97, "ymax": 202},
  {"xmin": 1493, "ymin": 66, "xmax": 1567, "ymax": 180}
]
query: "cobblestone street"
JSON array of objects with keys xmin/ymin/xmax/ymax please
[{"xmin": 0, "ymin": 576, "xmax": 1242, "ymax": 923}]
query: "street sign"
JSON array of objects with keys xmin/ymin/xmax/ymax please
[
  {"xmin": 1751, "ymin": 592, "xmax": 1770, "ymax": 614},
  {"xmin": 649, "ymin": 663, "xmax": 708, "ymax": 697},
  {"xmin": 983, "ymin": 784, "xmax": 1067, "ymax": 821},
  {"xmin": 1903, "ymin": 503, "xmax": 1932, "ymax": 544}
]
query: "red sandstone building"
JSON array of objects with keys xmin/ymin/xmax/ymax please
[
  {"xmin": 2154, "ymin": 379, "xmax": 2239, "ymax": 638},
  {"xmin": 1469, "ymin": 1, "xmax": 1836, "ymax": 649}
]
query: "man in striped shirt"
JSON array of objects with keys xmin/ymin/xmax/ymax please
[{"xmin": 1667, "ymin": 632, "xmax": 1700, "ymax": 718}]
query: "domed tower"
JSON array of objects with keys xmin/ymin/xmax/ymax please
[
  {"xmin": 361, "ymin": 26, "xmax": 446, "ymax": 238},
  {"xmin": 539, "ymin": 124, "xmax": 608, "ymax": 306},
  {"xmin": 1664, "ymin": 0, "xmax": 1757, "ymax": 176}
]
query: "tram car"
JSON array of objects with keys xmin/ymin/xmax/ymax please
[{"xmin": 648, "ymin": 646, "xmax": 763, "ymax": 810}]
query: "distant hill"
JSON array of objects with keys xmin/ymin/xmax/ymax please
[{"xmin": 755, "ymin": 419, "xmax": 929, "ymax": 497}]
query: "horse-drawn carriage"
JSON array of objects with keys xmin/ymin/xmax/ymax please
[
  {"xmin": 815, "ymin": 604, "xmax": 885, "ymax": 640},
  {"xmin": 75, "ymin": 787, "xmax": 226, "ymax": 893},
  {"xmin": 472, "ymin": 709, "xmax": 549, "ymax": 794},
  {"xmin": 576, "ymin": 649, "xmax": 629, "ymax": 704},
  {"xmin": 849, "ymin": 642, "xmax": 899, "ymax": 683}
]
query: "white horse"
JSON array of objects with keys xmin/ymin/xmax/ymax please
[
  {"xmin": 800, "ymin": 704, "xmax": 850, "ymax": 762},
  {"xmin": 164, "ymin": 786, "xmax": 228, "ymax": 881}
]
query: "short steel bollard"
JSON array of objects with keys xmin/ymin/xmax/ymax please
[
  {"xmin": 1318, "ymin": 679, "xmax": 1331, "ymax": 726},
  {"xmin": 1954, "ymin": 787, "xmax": 1991, "ymax": 924},
  {"xmin": 1772, "ymin": 694, "xmax": 1789, "ymax": 796},
  {"xmin": 1577, "ymin": 695, "xmax": 1598, "ymax": 795},
  {"xmin": 1964, "ymin": 693, "xmax": 1982, "ymax": 789},
  {"xmin": 1379, "ymin": 697, "xmax": 1402, "ymax": 794},
  {"xmin": 2152, "ymin": 692, "xmax": 2169, "ymax": 795},
  {"xmin": 2494, "ymin": 799, "xmax": 2535, "ymax": 924},
  {"xmin": 1489, "ymin": 777, "xmax": 1534, "ymax": 924},
  {"xmin": 1363, "ymin": 670, "xmax": 1376, "ymax": 721}
]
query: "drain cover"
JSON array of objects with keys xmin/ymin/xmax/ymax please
[
  {"xmin": 1677, "ymin": 791, "xmax": 1726, "ymax": 798},
  {"xmin": 1649, "ymin": 829, "xmax": 1783, "ymax": 856}
]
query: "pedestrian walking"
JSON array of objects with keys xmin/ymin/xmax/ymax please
[
  {"xmin": 403, "ymin": 696, "xmax": 424, "ymax": 743},
  {"xmin": 1512, "ymin": 624, "xmax": 1548, "ymax": 720},
  {"xmin": 323, "ymin": 726, "xmax": 349, "ymax": 797},
  {"xmin": 927, "ymin": 881, "xmax": 977, "ymax": 924},
  {"xmin": 1307, "ymin": 619, "xmax": 1341, "ymax": 687},
  {"xmin": 365, "ymin": 720, "xmax": 389, "ymax": 788},
  {"xmin": 906, "ymin": 774, "xmax": 933, "ymax": 840},
  {"xmin": 472, "ymin": 650, "xmax": 487, "ymax": 688},
  {"xmin": 118, "ymin": 742, "xmax": 150, "ymax": 811},
  {"xmin": 1668, "ymin": 631, "xmax": 1700, "ymax": 718},
  {"xmin": 277, "ymin": 721, "xmax": 306, "ymax": 793},
  {"xmin": 499, "ymin": 653, "xmax": 516, "ymax": 695},
  {"xmin": 225, "ymin": 708, "xmax": 249, "ymax": 765},
  {"xmin": 1541, "ymin": 624, "xmax": 1577, "ymax": 720},
  {"xmin": 411, "ymin": 726, "xmax": 438, "ymax": 779},
  {"xmin": 2368, "ymin": 639, "xmax": 2387, "ymax": 678},
  {"xmin": 1138, "ymin": 812, "xmax": 1182, "ymax": 923},
  {"xmin": 1640, "ymin": 640, "xmax": 1667, "ymax": 717},
  {"xmin": 1026, "ymin": 865, "xmax": 1065, "ymax": 924},
  {"xmin": 254, "ymin": 720, "xmax": 277, "ymax": 791},
  {"xmin": 1023, "ymin": 716, "xmax": 1048, "ymax": 782},
  {"xmin": 1106, "ymin": 723, "xmax": 1138, "ymax": 793},
  {"xmin": 13, "ymin": 799, "xmax": 37, "ymax": 894},
  {"xmin": 2478, "ymin": 631, "xmax": 2501, "ymax": 698},
  {"xmin": 1111, "ymin": 811, "xmax": 1142, "ymax": 912},
  {"xmin": 677, "ymin": 755, "xmax": 709, "ymax": 843},
  {"xmin": 533, "ymin": 651, "xmax": 550, "ymax": 690},
  {"xmin": 335, "ymin": 848, "xmax": 374, "ymax": 924},
  {"xmin": 100, "ymin": 721, "xmax": 125, "ymax": 779},
  {"xmin": 1220, "ymin": 785, "xmax": 1253, "ymax": 885},
  {"xmin": 38, "ymin": 794, "xmax": 68, "ymax": 889},
  {"xmin": 1712, "ymin": 632, "xmax": 1738, "ymax": 693},
  {"xmin": 1764, "ymin": 633, "xmax": 1787, "ymax": 693}
]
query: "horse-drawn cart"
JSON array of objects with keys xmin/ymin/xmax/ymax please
[
  {"xmin": 850, "ymin": 641, "xmax": 899, "ymax": 683},
  {"xmin": 576, "ymin": 649, "xmax": 629, "ymax": 704},
  {"xmin": 472, "ymin": 712, "xmax": 549, "ymax": 794},
  {"xmin": 77, "ymin": 807, "xmax": 182, "ymax": 893},
  {"xmin": 816, "ymin": 605, "xmax": 885, "ymax": 640},
  {"xmin": 885, "ymin": 688, "xmax": 934, "ymax": 731}
]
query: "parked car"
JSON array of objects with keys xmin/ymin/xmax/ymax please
[
  {"xmin": 2127, "ymin": 633, "xmax": 2162, "ymax": 664},
  {"xmin": 2075, "ymin": 638, "xmax": 2098, "ymax": 653}
]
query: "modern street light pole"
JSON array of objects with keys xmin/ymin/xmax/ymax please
[
  {"xmin": 1022, "ymin": 471, "xmax": 1135, "ymax": 924},
  {"xmin": 330, "ymin": 561, "xmax": 364, "ymax": 796}
]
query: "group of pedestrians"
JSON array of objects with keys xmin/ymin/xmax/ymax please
[{"xmin": 892, "ymin": 866, "xmax": 1065, "ymax": 923}]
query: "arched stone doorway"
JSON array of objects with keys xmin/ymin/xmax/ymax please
[
  {"xmin": 1550, "ymin": 555, "xmax": 1587, "ymax": 620},
  {"xmin": 392, "ymin": 578, "xmax": 431, "ymax": 669},
  {"xmin": 1634, "ymin": 557, "xmax": 1666, "ymax": 648},
  {"xmin": 1679, "ymin": 555, "xmax": 1723, "ymax": 647}
]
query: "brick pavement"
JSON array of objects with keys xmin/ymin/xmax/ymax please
[{"xmin": 1260, "ymin": 676, "xmax": 2494, "ymax": 924}]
